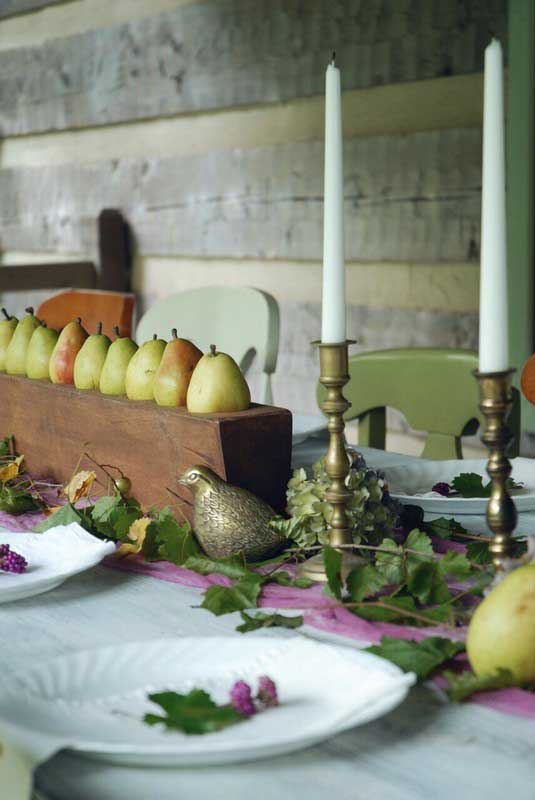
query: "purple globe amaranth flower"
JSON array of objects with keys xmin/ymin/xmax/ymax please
[
  {"xmin": 0, "ymin": 548, "xmax": 27, "ymax": 574},
  {"xmin": 229, "ymin": 680, "xmax": 256, "ymax": 717},
  {"xmin": 257, "ymin": 675, "xmax": 278, "ymax": 708},
  {"xmin": 432, "ymin": 482, "xmax": 451, "ymax": 497}
]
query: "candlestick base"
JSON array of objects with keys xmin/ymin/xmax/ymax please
[
  {"xmin": 299, "ymin": 340, "xmax": 360, "ymax": 582},
  {"xmin": 474, "ymin": 369, "xmax": 518, "ymax": 570}
]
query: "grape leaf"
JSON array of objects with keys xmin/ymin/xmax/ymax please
[
  {"xmin": 375, "ymin": 539, "xmax": 404, "ymax": 584},
  {"xmin": 0, "ymin": 485, "xmax": 41, "ymax": 516},
  {"xmin": 425, "ymin": 517, "xmax": 467, "ymax": 539},
  {"xmin": 443, "ymin": 668, "xmax": 516, "ymax": 701},
  {"xmin": 407, "ymin": 561, "xmax": 450, "ymax": 605},
  {"xmin": 143, "ymin": 514, "xmax": 198, "ymax": 565},
  {"xmin": 366, "ymin": 636, "xmax": 465, "ymax": 680},
  {"xmin": 33, "ymin": 502, "xmax": 90, "ymax": 532},
  {"xmin": 353, "ymin": 594, "xmax": 452, "ymax": 626},
  {"xmin": 268, "ymin": 571, "xmax": 313, "ymax": 589},
  {"xmin": 323, "ymin": 545, "xmax": 343, "ymax": 599},
  {"xmin": 346, "ymin": 564, "xmax": 386, "ymax": 602},
  {"xmin": 438, "ymin": 550, "xmax": 472, "ymax": 579},
  {"xmin": 144, "ymin": 689, "xmax": 242, "ymax": 734},
  {"xmin": 236, "ymin": 611, "xmax": 303, "ymax": 633},
  {"xmin": 451, "ymin": 473, "xmax": 523, "ymax": 498},
  {"xmin": 0, "ymin": 437, "xmax": 10, "ymax": 457},
  {"xmin": 466, "ymin": 540, "xmax": 492, "ymax": 565},
  {"xmin": 183, "ymin": 555, "xmax": 248, "ymax": 580},
  {"xmin": 200, "ymin": 574, "xmax": 264, "ymax": 616},
  {"xmin": 91, "ymin": 495, "xmax": 143, "ymax": 540}
]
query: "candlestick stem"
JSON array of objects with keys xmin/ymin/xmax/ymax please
[
  {"xmin": 474, "ymin": 369, "xmax": 517, "ymax": 569},
  {"xmin": 300, "ymin": 341, "xmax": 361, "ymax": 581}
]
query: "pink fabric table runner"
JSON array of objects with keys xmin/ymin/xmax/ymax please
[{"xmin": 2, "ymin": 507, "xmax": 534, "ymax": 720}]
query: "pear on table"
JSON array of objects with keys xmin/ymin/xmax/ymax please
[
  {"xmin": 26, "ymin": 322, "xmax": 59, "ymax": 380},
  {"xmin": 49, "ymin": 317, "xmax": 88, "ymax": 385},
  {"xmin": 187, "ymin": 344, "xmax": 251, "ymax": 413},
  {"xmin": 74, "ymin": 322, "xmax": 111, "ymax": 390},
  {"xmin": 100, "ymin": 326, "xmax": 138, "ymax": 396},
  {"xmin": 125, "ymin": 333, "xmax": 166, "ymax": 401},
  {"xmin": 0, "ymin": 308, "xmax": 18, "ymax": 372},
  {"xmin": 154, "ymin": 329, "xmax": 203, "ymax": 407},
  {"xmin": 5, "ymin": 307, "xmax": 40, "ymax": 375}
]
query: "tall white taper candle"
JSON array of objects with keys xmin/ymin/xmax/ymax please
[
  {"xmin": 321, "ymin": 54, "xmax": 346, "ymax": 344},
  {"xmin": 479, "ymin": 38, "xmax": 508, "ymax": 373}
]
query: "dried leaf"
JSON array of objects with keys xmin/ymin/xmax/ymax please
[
  {"xmin": 64, "ymin": 470, "xmax": 97, "ymax": 503},
  {"xmin": 0, "ymin": 456, "xmax": 23, "ymax": 483},
  {"xmin": 127, "ymin": 516, "xmax": 152, "ymax": 546}
]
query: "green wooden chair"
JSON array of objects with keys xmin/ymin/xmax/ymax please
[
  {"xmin": 136, "ymin": 287, "xmax": 280, "ymax": 404},
  {"xmin": 319, "ymin": 348, "xmax": 520, "ymax": 460}
]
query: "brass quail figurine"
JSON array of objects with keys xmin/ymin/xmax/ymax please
[{"xmin": 178, "ymin": 465, "xmax": 285, "ymax": 561}]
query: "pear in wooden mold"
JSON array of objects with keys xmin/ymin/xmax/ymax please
[
  {"xmin": 153, "ymin": 329, "xmax": 203, "ymax": 407},
  {"xmin": 5, "ymin": 307, "xmax": 40, "ymax": 376},
  {"xmin": 26, "ymin": 322, "xmax": 59, "ymax": 380},
  {"xmin": 125, "ymin": 334, "xmax": 166, "ymax": 401},
  {"xmin": 0, "ymin": 309, "xmax": 18, "ymax": 372},
  {"xmin": 187, "ymin": 344, "xmax": 251, "ymax": 413},
  {"xmin": 49, "ymin": 317, "xmax": 88, "ymax": 385},
  {"xmin": 74, "ymin": 322, "xmax": 111, "ymax": 390},
  {"xmin": 100, "ymin": 326, "xmax": 138, "ymax": 396}
]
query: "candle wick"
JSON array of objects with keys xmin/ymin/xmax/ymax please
[{"xmin": 331, "ymin": 51, "xmax": 336, "ymax": 66}]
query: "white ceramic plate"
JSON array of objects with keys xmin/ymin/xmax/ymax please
[
  {"xmin": 0, "ymin": 524, "xmax": 115, "ymax": 603},
  {"xmin": 292, "ymin": 414, "xmax": 327, "ymax": 445},
  {"xmin": 0, "ymin": 638, "xmax": 414, "ymax": 767},
  {"xmin": 383, "ymin": 457, "xmax": 535, "ymax": 514}
]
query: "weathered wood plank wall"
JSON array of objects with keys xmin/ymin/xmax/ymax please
[
  {"xmin": 0, "ymin": 0, "xmax": 506, "ymax": 135},
  {"xmin": 0, "ymin": 0, "xmax": 65, "ymax": 20},
  {"xmin": 0, "ymin": 129, "xmax": 481, "ymax": 261}
]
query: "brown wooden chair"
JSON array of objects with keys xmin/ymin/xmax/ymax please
[{"xmin": 37, "ymin": 289, "xmax": 135, "ymax": 338}]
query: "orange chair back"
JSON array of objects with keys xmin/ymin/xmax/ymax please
[{"xmin": 37, "ymin": 290, "xmax": 135, "ymax": 338}]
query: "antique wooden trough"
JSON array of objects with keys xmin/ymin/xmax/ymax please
[{"xmin": 0, "ymin": 374, "xmax": 292, "ymax": 521}]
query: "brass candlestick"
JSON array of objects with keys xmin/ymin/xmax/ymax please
[
  {"xmin": 474, "ymin": 369, "xmax": 518, "ymax": 570},
  {"xmin": 300, "ymin": 340, "xmax": 360, "ymax": 581}
]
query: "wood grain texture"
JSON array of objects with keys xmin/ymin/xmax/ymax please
[
  {"xmin": 0, "ymin": 0, "xmax": 507, "ymax": 135},
  {"xmin": 0, "ymin": 0, "xmax": 64, "ymax": 19},
  {"xmin": 0, "ymin": 128, "xmax": 482, "ymax": 262},
  {"xmin": 0, "ymin": 373, "xmax": 292, "ymax": 516}
]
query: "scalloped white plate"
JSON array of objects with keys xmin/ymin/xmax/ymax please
[
  {"xmin": 0, "ymin": 638, "xmax": 414, "ymax": 767},
  {"xmin": 383, "ymin": 458, "xmax": 535, "ymax": 514},
  {"xmin": 0, "ymin": 524, "xmax": 115, "ymax": 603}
]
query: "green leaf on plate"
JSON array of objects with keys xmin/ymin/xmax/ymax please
[
  {"xmin": 451, "ymin": 473, "xmax": 523, "ymax": 499},
  {"xmin": 236, "ymin": 610, "xmax": 304, "ymax": 633},
  {"xmin": 144, "ymin": 689, "xmax": 242, "ymax": 735},
  {"xmin": 366, "ymin": 636, "xmax": 465, "ymax": 680},
  {"xmin": 323, "ymin": 545, "xmax": 343, "ymax": 599},
  {"xmin": 443, "ymin": 668, "xmax": 516, "ymax": 702},
  {"xmin": 200, "ymin": 574, "xmax": 264, "ymax": 616},
  {"xmin": 346, "ymin": 564, "xmax": 386, "ymax": 602}
]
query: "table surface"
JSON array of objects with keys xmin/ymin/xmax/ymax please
[{"xmin": 1, "ymin": 441, "xmax": 534, "ymax": 800}]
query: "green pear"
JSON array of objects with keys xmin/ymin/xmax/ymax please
[
  {"xmin": 25, "ymin": 322, "xmax": 59, "ymax": 380},
  {"xmin": 74, "ymin": 322, "xmax": 112, "ymax": 390},
  {"xmin": 100, "ymin": 326, "xmax": 138, "ymax": 396},
  {"xmin": 467, "ymin": 563, "xmax": 535, "ymax": 684},
  {"xmin": 0, "ymin": 309, "xmax": 18, "ymax": 372},
  {"xmin": 154, "ymin": 329, "xmax": 203, "ymax": 407},
  {"xmin": 49, "ymin": 317, "xmax": 88, "ymax": 384},
  {"xmin": 125, "ymin": 334, "xmax": 166, "ymax": 400},
  {"xmin": 5, "ymin": 307, "xmax": 40, "ymax": 375},
  {"xmin": 186, "ymin": 344, "xmax": 251, "ymax": 413}
]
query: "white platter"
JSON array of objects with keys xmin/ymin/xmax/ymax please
[
  {"xmin": 0, "ymin": 524, "xmax": 115, "ymax": 603},
  {"xmin": 0, "ymin": 637, "xmax": 414, "ymax": 767},
  {"xmin": 383, "ymin": 457, "xmax": 535, "ymax": 514}
]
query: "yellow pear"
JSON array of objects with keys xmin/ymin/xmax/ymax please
[
  {"xmin": 187, "ymin": 344, "xmax": 250, "ymax": 413},
  {"xmin": 5, "ymin": 307, "xmax": 40, "ymax": 375},
  {"xmin": 125, "ymin": 334, "xmax": 166, "ymax": 400},
  {"xmin": 466, "ymin": 563, "xmax": 535, "ymax": 684},
  {"xmin": 26, "ymin": 322, "xmax": 59, "ymax": 380},
  {"xmin": 0, "ymin": 309, "xmax": 18, "ymax": 372}
]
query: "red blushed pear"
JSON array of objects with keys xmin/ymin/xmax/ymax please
[
  {"xmin": 49, "ymin": 317, "xmax": 89, "ymax": 384},
  {"xmin": 153, "ymin": 329, "xmax": 203, "ymax": 407}
]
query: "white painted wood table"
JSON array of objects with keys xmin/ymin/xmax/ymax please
[{"xmin": 1, "ymin": 442, "xmax": 534, "ymax": 800}]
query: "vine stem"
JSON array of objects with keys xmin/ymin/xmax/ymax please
[{"xmin": 307, "ymin": 599, "xmax": 457, "ymax": 630}]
